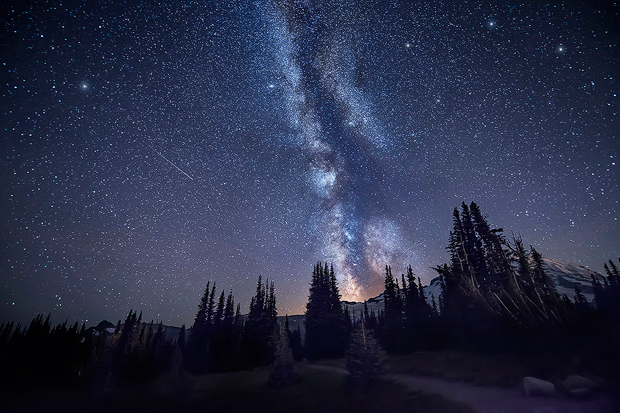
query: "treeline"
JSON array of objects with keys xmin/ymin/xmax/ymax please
[
  {"xmin": 0, "ymin": 263, "xmax": 358, "ymax": 393},
  {"xmin": 185, "ymin": 275, "xmax": 293, "ymax": 373},
  {"xmin": 1, "ymin": 202, "xmax": 619, "ymax": 393},
  {"xmin": 0, "ymin": 308, "xmax": 184, "ymax": 393},
  {"xmin": 0, "ymin": 276, "xmax": 287, "ymax": 393},
  {"xmin": 367, "ymin": 203, "xmax": 620, "ymax": 369},
  {"xmin": 0, "ymin": 315, "xmax": 90, "ymax": 389}
]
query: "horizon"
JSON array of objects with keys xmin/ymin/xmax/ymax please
[{"xmin": 2, "ymin": 255, "xmax": 606, "ymax": 329}]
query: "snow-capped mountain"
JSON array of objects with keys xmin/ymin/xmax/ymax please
[
  {"xmin": 343, "ymin": 258, "xmax": 604, "ymax": 314},
  {"xmin": 540, "ymin": 258, "xmax": 603, "ymax": 302},
  {"xmin": 343, "ymin": 294, "xmax": 385, "ymax": 317}
]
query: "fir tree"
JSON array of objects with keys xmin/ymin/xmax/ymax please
[
  {"xmin": 530, "ymin": 247, "xmax": 558, "ymax": 303},
  {"xmin": 188, "ymin": 282, "xmax": 214, "ymax": 372},
  {"xmin": 224, "ymin": 292, "xmax": 235, "ymax": 327},
  {"xmin": 290, "ymin": 323, "xmax": 303, "ymax": 362},
  {"xmin": 178, "ymin": 324, "xmax": 186, "ymax": 350},
  {"xmin": 345, "ymin": 321, "xmax": 386, "ymax": 386},
  {"xmin": 470, "ymin": 202, "xmax": 513, "ymax": 292},
  {"xmin": 244, "ymin": 276, "xmax": 278, "ymax": 367},
  {"xmin": 268, "ymin": 326, "xmax": 296, "ymax": 387},
  {"xmin": 380, "ymin": 265, "xmax": 404, "ymax": 351},
  {"xmin": 304, "ymin": 262, "xmax": 348, "ymax": 359},
  {"xmin": 214, "ymin": 290, "xmax": 226, "ymax": 326},
  {"xmin": 574, "ymin": 286, "xmax": 590, "ymax": 310}
]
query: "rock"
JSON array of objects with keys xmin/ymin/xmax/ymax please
[
  {"xmin": 563, "ymin": 375, "xmax": 597, "ymax": 397},
  {"xmin": 524, "ymin": 376, "xmax": 556, "ymax": 397},
  {"xmin": 568, "ymin": 388, "xmax": 592, "ymax": 397},
  {"xmin": 563, "ymin": 375, "xmax": 596, "ymax": 390}
]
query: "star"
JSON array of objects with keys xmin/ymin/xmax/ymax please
[{"xmin": 1, "ymin": 0, "xmax": 617, "ymax": 327}]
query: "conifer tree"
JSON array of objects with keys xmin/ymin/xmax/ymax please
[
  {"xmin": 304, "ymin": 262, "xmax": 347, "ymax": 359},
  {"xmin": 430, "ymin": 293, "xmax": 439, "ymax": 317},
  {"xmin": 178, "ymin": 324, "xmax": 186, "ymax": 350},
  {"xmin": 470, "ymin": 202, "xmax": 513, "ymax": 292},
  {"xmin": 531, "ymin": 247, "xmax": 558, "ymax": 303},
  {"xmin": 574, "ymin": 286, "xmax": 590, "ymax": 310},
  {"xmin": 434, "ymin": 202, "xmax": 568, "ymax": 349},
  {"xmin": 268, "ymin": 326, "xmax": 296, "ymax": 387},
  {"xmin": 461, "ymin": 202, "xmax": 489, "ymax": 289},
  {"xmin": 345, "ymin": 320, "xmax": 386, "ymax": 386},
  {"xmin": 206, "ymin": 282, "xmax": 217, "ymax": 325},
  {"xmin": 223, "ymin": 292, "xmax": 235, "ymax": 327},
  {"xmin": 381, "ymin": 265, "xmax": 404, "ymax": 350},
  {"xmin": 593, "ymin": 259, "xmax": 620, "ymax": 323},
  {"xmin": 244, "ymin": 275, "xmax": 278, "ymax": 367},
  {"xmin": 290, "ymin": 323, "xmax": 303, "ymax": 361},
  {"xmin": 188, "ymin": 282, "xmax": 214, "ymax": 372},
  {"xmin": 214, "ymin": 290, "xmax": 226, "ymax": 326}
]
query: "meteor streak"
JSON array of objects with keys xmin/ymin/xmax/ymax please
[{"xmin": 146, "ymin": 144, "xmax": 194, "ymax": 181}]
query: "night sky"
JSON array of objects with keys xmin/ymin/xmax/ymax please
[{"xmin": 1, "ymin": 1, "xmax": 618, "ymax": 327}]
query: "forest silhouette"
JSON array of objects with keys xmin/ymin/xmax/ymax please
[{"xmin": 1, "ymin": 203, "xmax": 619, "ymax": 410}]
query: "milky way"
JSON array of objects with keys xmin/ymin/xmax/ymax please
[
  {"xmin": 264, "ymin": 1, "xmax": 418, "ymax": 299},
  {"xmin": 0, "ymin": 0, "xmax": 618, "ymax": 326}
]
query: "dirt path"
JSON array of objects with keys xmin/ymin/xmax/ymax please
[
  {"xmin": 307, "ymin": 364, "xmax": 618, "ymax": 413},
  {"xmin": 388, "ymin": 373, "xmax": 616, "ymax": 413}
]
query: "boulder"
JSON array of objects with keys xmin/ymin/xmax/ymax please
[
  {"xmin": 562, "ymin": 375, "xmax": 597, "ymax": 397},
  {"xmin": 524, "ymin": 376, "xmax": 556, "ymax": 397}
]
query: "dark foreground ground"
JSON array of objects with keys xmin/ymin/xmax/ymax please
[
  {"xmin": 1, "ymin": 363, "xmax": 474, "ymax": 413},
  {"xmin": 4, "ymin": 350, "xmax": 619, "ymax": 413}
]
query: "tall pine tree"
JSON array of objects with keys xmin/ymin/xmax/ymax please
[{"xmin": 304, "ymin": 262, "xmax": 348, "ymax": 359}]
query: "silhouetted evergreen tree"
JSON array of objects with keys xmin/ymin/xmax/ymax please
[
  {"xmin": 593, "ymin": 259, "xmax": 620, "ymax": 323},
  {"xmin": 470, "ymin": 202, "xmax": 513, "ymax": 292},
  {"xmin": 268, "ymin": 326, "xmax": 296, "ymax": 387},
  {"xmin": 290, "ymin": 323, "xmax": 303, "ymax": 361},
  {"xmin": 380, "ymin": 265, "xmax": 404, "ymax": 351},
  {"xmin": 210, "ymin": 290, "xmax": 239, "ymax": 371},
  {"xmin": 345, "ymin": 321, "xmax": 386, "ymax": 386},
  {"xmin": 432, "ymin": 202, "xmax": 569, "ymax": 351},
  {"xmin": 304, "ymin": 262, "xmax": 348, "ymax": 359},
  {"xmin": 187, "ymin": 281, "xmax": 214, "ymax": 372},
  {"xmin": 178, "ymin": 324, "xmax": 186, "ymax": 350},
  {"xmin": 531, "ymin": 247, "xmax": 558, "ymax": 303},
  {"xmin": 244, "ymin": 275, "xmax": 278, "ymax": 367},
  {"xmin": 574, "ymin": 286, "xmax": 590, "ymax": 309}
]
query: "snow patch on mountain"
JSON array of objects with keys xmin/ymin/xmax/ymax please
[{"xmin": 541, "ymin": 258, "xmax": 603, "ymax": 302}]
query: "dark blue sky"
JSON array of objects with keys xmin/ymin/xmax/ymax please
[{"xmin": 1, "ymin": 0, "xmax": 618, "ymax": 327}]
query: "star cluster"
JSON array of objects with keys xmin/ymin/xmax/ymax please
[{"xmin": 1, "ymin": 0, "xmax": 618, "ymax": 326}]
